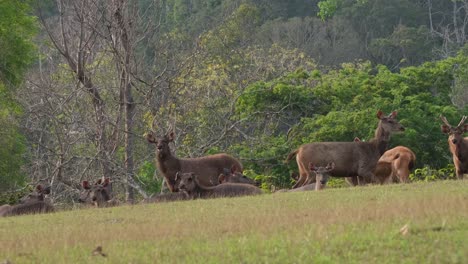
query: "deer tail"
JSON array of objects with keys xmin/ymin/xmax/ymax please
[{"xmin": 284, "ymin": 149, "xmax": 298, "ymax": 163}]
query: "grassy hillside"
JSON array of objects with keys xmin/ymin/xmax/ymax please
[{"xmin": 1, "ymin": 181, "xmax": 467, "ymax": 263}]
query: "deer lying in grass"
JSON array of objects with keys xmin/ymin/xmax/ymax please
[
  {"xmin": 0, "ymin": 185, "xmax": 54, "ymax": 217},
  {"xmin": 79, "ymin": 178, "xmax": 118, "ymax": 207},
  {"xmin": 146, "ymin": 131, "xmax": 243, "ymax": 192},
  {"xmin": 351, "ymin": 138, "xmax": 416, "ymax": 184},
  {"xmin": 441, "ymin": 115, "xmax": 468, "ymax": 179},
  {"xmin": 218, "ymin": 166, "xmax": 258, "ymax": 186},
  {"xmin": 279, "ymin": 162, "xmax": 335, "ymax": 192},
  {"xmin": 286, "ymin": 110, "xmax": 405, "ymax": 187},
  {"xmin": 176, "ymin": 172, "xmax": 263, "ymax": 199},
  {"xmin": 143, "ymin": 192, "xmax": 190, "ymax": 203}
]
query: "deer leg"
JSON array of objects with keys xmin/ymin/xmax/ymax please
[
  {"xmin": 345, "ymin": 176, "xmax": 359, "ymax": 186},
  {"xmin": 292, "ymin": 173, "xmax": 307, "ymax": 188},
  {"xmin": 293, "ymin": 161, "xmax": 309, "ymax": 188}
]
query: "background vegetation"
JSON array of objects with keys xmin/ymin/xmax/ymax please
[{"xmin": 0, "ymin": 0, "xmax": 467, "ymax": 204}]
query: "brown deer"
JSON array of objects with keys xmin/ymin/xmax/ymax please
[
  {"xmin": 282, "ymin": 162, "xmax": 335, "ymax": 192},
  {"xmin": 176, "ymin": 172, "xmax": 263, "ymax": 199},
  {"xmin": 377, "ymin": 146, "xmax": 416, "ymax": 183},
  {"xmin": 351, "ymin": 138, "xmax": 416, "ymax": 184},
  {"xmin": 79, "ymin": 178, "xmax": 117, "ymax": 207},
  {"xmin": 441, "ymin": 115, "xmax": 468, "ymax": 179},
  {"xmin": 286, "ymin": 110, "xmax": 405, "ymax": 187},
  {"xmin": 19, "ymin": 184, "xmax": 51, "ymax": 203},
  {"xmin": 146, "ymin": 131, "xmax": 243, "ymax": 192},
  {"xmin": 218, "ymin": 166, "xmax": 258, "ymax": 186},
  {"xmin": 0, "ymin": 184, "xmax": 54, "ymax": 217},
  {"xmin": 0, "ymin": 201, "xmax": 54, "ymax": 217}
]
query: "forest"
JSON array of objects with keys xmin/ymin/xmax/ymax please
[{"xmin": 1, "ymin": 0, "xmax": 467, "ymax": 205}]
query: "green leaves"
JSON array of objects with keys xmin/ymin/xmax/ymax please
[{"xmin": 0, "ymin": 0, "xmax": 37, "ymax": 86}]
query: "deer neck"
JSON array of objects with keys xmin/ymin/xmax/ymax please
[
  {"xmin": 452, "ymin": 138, "xmax": 468, "ymax": 160},
  {"xmin": 370, "ymin": 122, "xmax": 391, "ymax": 155}
]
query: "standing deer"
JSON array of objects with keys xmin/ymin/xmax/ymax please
[
  {"xmin": 441, "ymin": 115, "xmax": 468, "ymax": 179},
  {"xmin": 351, "ymin": 138, "xmax": 416, "ymax": 184},
  {"xmin": 146, "ymin": 131, "xmax": 243, "ymax": 192},
  {"xmin": 176, "ymin": 172, "xmax": 263, "ymax": 199},
  {"xmin": 286, "ymin": 110, "xmax": 405, "ymax": 187},
  {"xmin": 377, "ymin": 146, "xmax": 416, "ymax": 183}
]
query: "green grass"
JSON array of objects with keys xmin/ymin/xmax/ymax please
[{"xmin": 1, "ymin": 180, "xmax": 467, "ymax": 263}]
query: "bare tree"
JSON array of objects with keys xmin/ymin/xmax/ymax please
[{"xmin": 30, "ymin": 0, "xmax": 181, "ymax": 202}]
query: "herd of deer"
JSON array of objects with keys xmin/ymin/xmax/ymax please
[{"xmin": 1, "ymin": 111, "xmax": 466, "ymax": 217}]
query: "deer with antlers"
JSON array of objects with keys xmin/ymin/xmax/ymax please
[
  {"xmin": 441, "ymin": 115, "xmax": 468, "ymax": 179},
  {"xmin": 286, "ymin": 110, "xmax": 405, "ymax": 187},
  {"xmin": 146, "ymin": 130, "xmax": 243, "ymax": 192}
]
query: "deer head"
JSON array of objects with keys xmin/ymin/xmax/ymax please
[
  {"xmin": 176, "ymin": 172, "xmax": 197, "ymax": 193},
  {"xmin": 441, "ymin": 115, "xmax": 468, "ymax": 145},
  {"xmin": 309, "ymin": 162, "xmax": 335, "ymax": 184},
  {"xmin": 377, "ymin": 110, "xmax": 405, "ymax": 133},
  {"xmin": 218, "ymin": 166, "xmax": 257, "ymax": 185},
  {"xmin": 19, "ymin": 185, "xmax": 51, "ymax": 204},
  {"xmin": 79, "ymin": 178, "xmax": 112, "ymax": 207},
  {"xmin": 146, "ymin": 130, "xmax": 175, "ymax": 159}
]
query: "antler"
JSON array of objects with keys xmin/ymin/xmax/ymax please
[
  {"xmin": 440, "ymin": 115, "xmax": 452, "ymax": 127},
  {"xmin": 456, "ymin": 115, "xmax": 467, "ymax": 128}
]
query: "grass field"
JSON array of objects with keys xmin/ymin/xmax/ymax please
[{"xmin": 1, "ymin": 180, "xmax": 467, "ymax": 263}]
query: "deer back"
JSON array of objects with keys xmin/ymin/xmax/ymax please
[{"xmin": 3, "ymin": 201, "xmax": 54, "ymax": 217}]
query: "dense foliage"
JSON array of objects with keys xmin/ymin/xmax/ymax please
[{"xmin": 0, "ymin": 0, "xmax": 37, "ymax": 191}]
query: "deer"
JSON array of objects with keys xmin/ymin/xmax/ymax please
[
  {"xmin": 1, "ymin": 184, "xmax": 53, "ymax": 217},
  {"xmin": 286, "ymin": 110, "xmax": 405, "ymax": 187},
  {"xmin": 79, "ymin": 177, "xmax": 118, "ymax": 207},
  {"xmin": 280, "ymin": 162, "xmax": 335, "ymax": 192},
  {"xmin": 441, "ymin": 115, "xmax": 468, "ymax": 179},
  {"xmin": 19, "ymin": 184, "xmax": 51, "ymax": 203},
  {"xmin": 218, "ymin": 166, "xmax": 258, "ymax": 186},
  {"xmin": 176, "ymin": 172, "xmax": 263, "ymax": 199},
  {"xmin": 351, "ymin": 138, "xmax": 416, "ymax": 184},
  {"xmin": 145, "ymin": 130, "xmax": 243, "ymax": 192},
  {"xmin": 142, "ymin": 191, "xmax": 190, "ymax": 203},
  {"xmin": 0, "ymin": 184, "xmax": 54, "ymax": 217}
]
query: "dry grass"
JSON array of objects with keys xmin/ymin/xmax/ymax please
[{"xmin": 1, "ymin": 180, "xmax": 467, "ymax": 263}]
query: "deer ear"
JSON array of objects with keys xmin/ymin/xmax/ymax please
[
  {"xmin": 389, "ymin": 111, "xmax": 397, "ymax": 118},
  {"xmin": 168, "ymin": 131, "xmax": 175, "ymax": 142},
  {"xmin": 82, "ymin": 181, "xmax": 91, "ymax": 189},
  {"xmin": 327, "ymin": 162, "xmax": 335, "ymax": 170},
  {"xmin": 43, "ymin": 186, "xmax": 51, "ymax": 194},
  {"xmin": 218, "ymin": 174, "xmax": 226, "ymax": 184},
  {"xmin": 377, "ymin": 110, "xmax": 384, "ymax": 119},
  {"xmin": 441, "ymin": 125, "xmax": 450, "ymax": 134},
  {"xmin": 175, "ymin": 172, "xmax": 180, "ymax": 182},
  {"xmin": 36, "ymin": 184, "xmax": 43, "ymax": 192},
  {"xmin": 354, "ymin": 137, "xmax": 361, "ymax": 142},
  {"xmin": 145, "ymin": 132, "xmax": 156, "ymax": 144},
  {"xmin": 103, "ymin": 178, "xmax": 111, "ymax": 187},
  {"xmin": 230, "ymin": 165, "xmax": 238, "ymax": 173},
  {"xmin": 308, "ymin": 162, "xmax": 315, "ymax": 171},
  {"xmin": 95, "ymin": 179, "xmax": 103, "ymax": 185}
]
